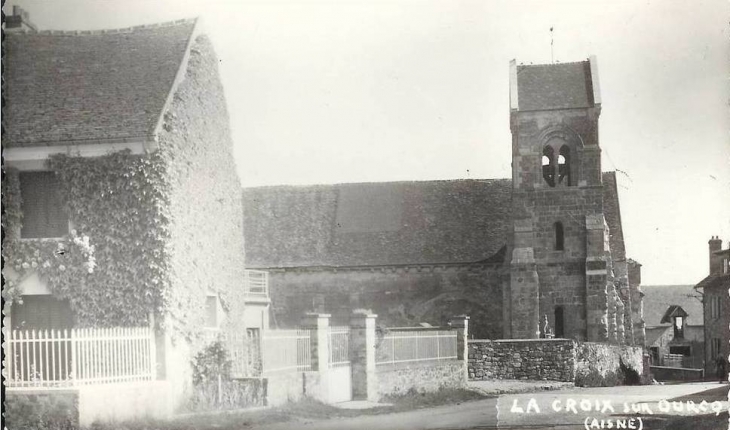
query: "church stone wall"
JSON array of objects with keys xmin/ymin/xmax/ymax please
[{"xmin": 265, "ymin": 264, "xmax": 504, "ymax": 339}]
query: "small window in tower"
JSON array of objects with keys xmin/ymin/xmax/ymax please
[
  {"xmin": 542, "ymin": 146, "xmax": 556, "ymax": 187},
  {"xmin": 554, "ymin": 306, "xmax": 565, "ymax": 337},
  {"xmin": 554, "ymin": 221, "xmax": 564, "ymax": 251},
  {"xmin": 558, "ymin": 145, "xmax": 571, "ymax": 186}
]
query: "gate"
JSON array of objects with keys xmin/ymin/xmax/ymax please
[{"xmin": 328, "ymin": 326, "xmax": 352, "ymax": 402}]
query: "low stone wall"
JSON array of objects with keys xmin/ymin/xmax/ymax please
[
  {"xmin": 468, "ymin": 339, "xmax": 576, "ymax": 382},
  {"xmin": 650, "ymin": 366, "xmax": 705, "ymax": 382},
  {"xmin": 77, "ymin": 381, "xmax": 172, "ymax": 426},
  {"xmin": 4, "ymin": 382, "xmax": 172, "ymax": 429},
  {"xmin": 376, "ymin": 360, "xmax": 466, "ymax": 398},
  {"xmin": 468, "ymin": 339, "xmax": 645, "ymax": 387},
  {"xmin": 574, "ymin": 342, "xmax": 643, "ymax": 387},
  {"xmin": 264, "ymin": 372, "xmax": 305, "ymax": 406},
  {"xmin": 5, "ymin": 389, "xmax": 79, "ymax": 430}
]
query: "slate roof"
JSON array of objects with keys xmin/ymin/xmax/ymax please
[
  {"xmin": 243, "ymin": 172, "xmax": 624, "ymax": 268},
  {"xmin": 660, "ymin": 305, "xmax": 688, "ymax": 324},
  {"xmin": 516, "ymin": 61, "xmax": 595, "ymax": 111},
  {"xmin": 4, "ymin": 20, "xmax": 196, "ymax": 147},
  {"xmin": 641, "ymin": 285, "xmax": 703, "ymax": 328},
  {"xmin": 243, "ymin": 179, "xmax": 513, "ymax": 268}
]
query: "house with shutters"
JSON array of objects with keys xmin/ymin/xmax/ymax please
[
  {"xmin": 243, "ymin": 57, "xmax": 646, "ymax": 345},
  {"xmin": 2, "ymin": 7, "xmax": 264, "ymax": 424}
]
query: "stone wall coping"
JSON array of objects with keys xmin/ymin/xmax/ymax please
[
  {"xmin": 468, "ymin": 338, "xmax": 575, "ymax": 344},
  {"xmin": 375, "ymin": 359, "xmax": 463, "ymax": 371}
]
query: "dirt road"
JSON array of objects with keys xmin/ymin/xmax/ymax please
[{"xmin": 253, "ymin": 382, "xmax": 726, "ymax": 430}]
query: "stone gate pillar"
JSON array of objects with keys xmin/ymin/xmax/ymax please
[
  {"xmin": 448, "ymin": 315, "xmax": 469, "ymax": 383},
  {"xmin": 300, "ymin": 313, "xmax": 330, "ymax": 402},
  {"xmin": 349, "ymin": 312, "xmax": 378, "ymax": 401}
]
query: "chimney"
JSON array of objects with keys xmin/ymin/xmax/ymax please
[
  {"xmin": 709, "ymin": 236, "xmax": 723, "ymax": 275},
  {"xmin": 5, "ymin": 6, "xmax": 38, "ymax": 32}
]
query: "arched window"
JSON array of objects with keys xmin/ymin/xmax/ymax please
[
  {"xmin": 542, "ymin": 146, "xmax": 556, "ymax": 187},
  {"xmin": 554, "ymin": 306, "xmax": 565, "ymax": 338},
  {"xmin": 554, "ymin": 221, "xmax": 564, "ymax": 251},
  {"xmin": 558, "ymin": 145, "xmax": 571, "ymax": 186}
]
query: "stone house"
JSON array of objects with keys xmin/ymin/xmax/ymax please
[
  {"xmin": 694, "ymin": 236, "xmax": 730, "ymax": 377},
  {"xmin": 243, "ymin": 57, "xmax": 645, "ymax": 345},
  {"xmin": 642, "ymin": 285, "xmax": 704, "ymax": 369},
  {"xmin": 2, "ymin": 8, "xmax": 262, "ymax": 421}
]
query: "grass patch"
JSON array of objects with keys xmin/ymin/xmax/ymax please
[{"xmin": 84, "ymin": 388, "xmax": 490, "ymax": 429}]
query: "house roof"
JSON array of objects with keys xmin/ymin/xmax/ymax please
[
  {"xmin": 694, "ymin": 273, "xmax": 730, "ymax": 291},
  {"xmin": 243, "ymin": 172, "xmax": 624, "ymax": 269},
  {"xmin": 516, "ymin": 61, "xmax": 595, "ymax": 111},
  {"xmin": 3, "ymin": 20, "xmax": 196, "ymax": 147},
  {"xmin": 660, "ymin": 305, "xmax": 688, "ymax": 324},
  {"xmin": 641, "ymin": 285, "xmax": 703, "ymax": 328}
]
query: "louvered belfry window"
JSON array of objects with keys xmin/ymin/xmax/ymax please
[{"xmin": 19, "ymin": 171, "xmax": 69, "ymax": 239}]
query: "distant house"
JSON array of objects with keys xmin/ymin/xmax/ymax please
[
  {"xmin": 642, "ymin": 285, "xmax": 704, "ymax": 369},
  {"xmin": 694, "ymin": 236, "xmax": 730, "ymax": 377},
  {"xmin": 2, "ymin": 7, "xmax": 260, "ymax": 423}
]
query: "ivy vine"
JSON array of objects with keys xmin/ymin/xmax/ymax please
[{"xmin": 3, "ymin": 151, "xmax": 172, "ymax": 328}]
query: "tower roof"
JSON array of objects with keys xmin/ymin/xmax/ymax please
[{"xmin": 510, "ymin": 57, "xmax": 601, "ymax": 112}]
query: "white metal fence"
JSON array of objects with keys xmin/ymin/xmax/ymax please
[
  {"xmin": 261, "ymin": 329, "xmax": 312, "ymax": 374},
  {"xmin": 376, "ymin": 329, "xmax": 457, "ymax": 366},
  {"xmin": 203, "ymin": 329, "xmax": 263, "ymax": 377},
  {"xmin": 328, "ymin": 326, "xmax": 350, "ymax": 367},
  {"xmin": 244, "ymin": 270, "xmax": 268, "ymax": 297},
  {"xmin": 6, "ymin": 327, "xmax": 155, "ymax": 389}
]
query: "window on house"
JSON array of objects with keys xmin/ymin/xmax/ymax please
[
  {"xmin": 204, "ymin": 295, "xmax": 219, "ymax": 328},
  {"xmin": 558, "ymin": 145, "xmax": 571, "ymax": 186},
  {"xmin": 19, "ymin": 171, "xmax": 69, "ymax": 239},
  {"xmin": 710, "ymin": 296, "xmax": 721, "ymax": 320},
  {"xmin": 554, "ymin": 306, "xmax": 565, "ymax": 337},
  {"xmin": 554, "ymin": 221, "xmax": 565, "ymax": 251},
  {"xmin": 11, "ymin": 295, "xmax": 74, "ymax": 330},
  {"xmin": 542, "ymin": 146, "xmax": 556, "ymax": 187},
  {"xmin": 711, "ymin": 338, "xmax": 722, "ymax": 359},
  {"xmin": 669, "ymin": 345, "xmax": 691, "ymax": 357},
  {"xmin": 724, "ymin": 258, "xmax": 729, "ymax": 274},
  {"xmin": 673, "ymin": 316, "xmax": 684, "ymax": 339}
]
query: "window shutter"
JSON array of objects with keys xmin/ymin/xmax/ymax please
[{"xmin": 20, "ymin": 171, "xmax": 69, "ymax": 238}]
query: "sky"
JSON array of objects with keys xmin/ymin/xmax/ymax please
[{"xmin": 5, "ymin": 0, "xmax": 730, "ymax": 286}]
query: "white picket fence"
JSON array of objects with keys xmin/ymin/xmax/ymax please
[
  {"xmin": 376, "ymin": 328, "xmax": 457, "ymax": 366},
  {"xmin": 6, "ymin": 327, "xmax": 155, "ymax": 389},
  {"xmin": 260, "ymin": 329, "xmax": 312, "ymax": 374}
]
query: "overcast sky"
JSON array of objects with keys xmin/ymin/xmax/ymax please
[{"xmin": 6, "ymin": 0, "xmax": 730, "ymax": 286}]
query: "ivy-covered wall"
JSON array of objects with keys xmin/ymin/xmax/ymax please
[
  {"xmin": 3, "ymin": 153, "xmax": 169, "ymax": 328},
  {"xmin": 2, "ymin": 35, "xmax": 246, "ymax": 340},
  {"xmin": 155, "ymin": 34, "xmax": 246, "ymax": 337}
]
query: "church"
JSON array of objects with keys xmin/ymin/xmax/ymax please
[{"xmin": 243, "ymin": 57, "xmax": 646, "ymax": 346}]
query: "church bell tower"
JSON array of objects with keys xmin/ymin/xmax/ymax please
[{"xmin": 504, "ymin": 57, "xmax": 612, "ymax": 342}]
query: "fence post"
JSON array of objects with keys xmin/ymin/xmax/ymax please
[
  {"xmin": 70, "ymin": 329, "xmax": 77, "ymax": 387},
  {"xmin": 448, "ymin": 315, "xmax": 469, "ymax": 383},
  {"xmin": 300, "ymin": 313, "xmax": 330, "ymax": 402},
  {"xmin": 149, "ymin": 312, "xmax": 157, "ymax": 380},
  {"xmin": 349, "ymin": 311, "xmax": 378, "ymax": 402}
]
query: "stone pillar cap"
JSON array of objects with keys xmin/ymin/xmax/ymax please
[{"xmin": 304, "ymin": 312, "xmax": 331, "ymax": 318}]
